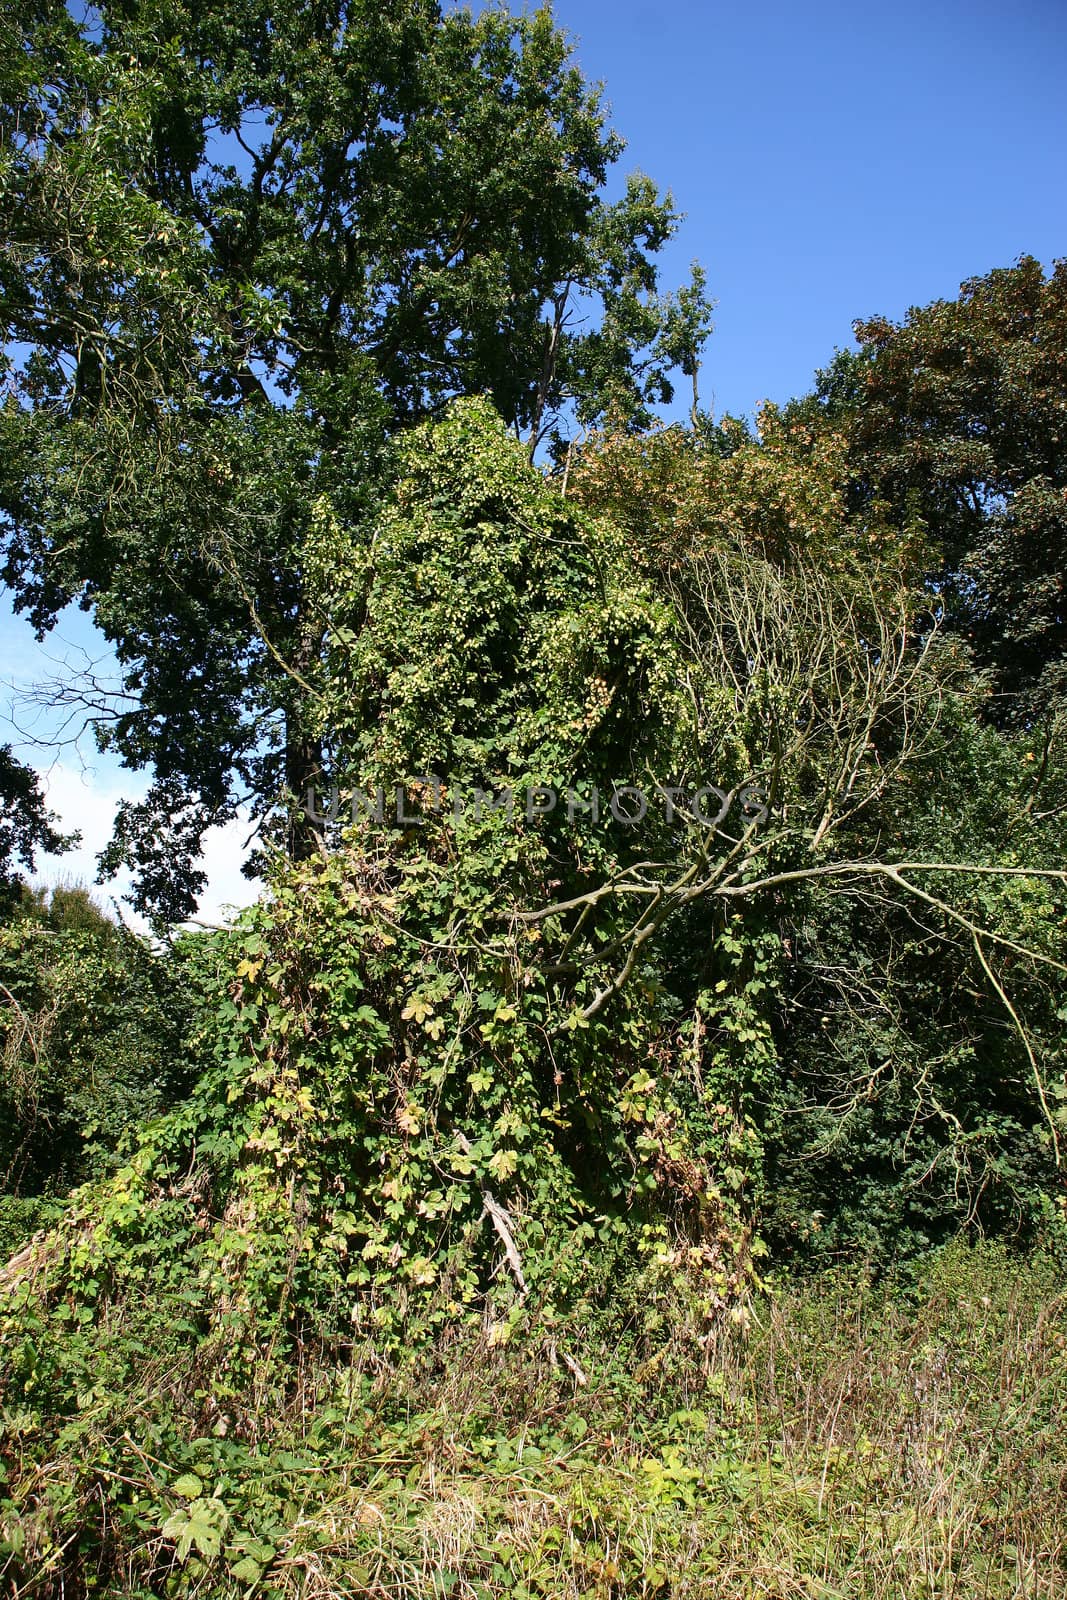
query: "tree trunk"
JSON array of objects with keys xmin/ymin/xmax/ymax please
[{"xmin": 285, "ymin": 717, "xmax": 325, "ymax": 861}]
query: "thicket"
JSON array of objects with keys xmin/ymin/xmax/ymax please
[
  {"xmin": 0, "ymin": 887, "xmax": 212, "ymax": 1257},
  {"xmin": 0, "ymin": 393, "xmax": 1064, "ymax": 1596},
  {"xmin": 0, "ymin": 2, "xmax": 1065, "ymax": 1596}
]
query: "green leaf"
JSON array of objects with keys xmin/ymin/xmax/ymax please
[
  {"xmin": 230, "ymin": 1555, "xmax": 264, "ymax": 1583},
  {"xmin": 171, "ymin": 1473, "xmax": 204, "ymax": 1499}
]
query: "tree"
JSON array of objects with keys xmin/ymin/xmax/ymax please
[
  {"xmin": 0, "ymin": 0, "xmax": 712, "ymax": 923},
  {"xmin": 0, "ymin": 884, "xmax": 198, "ymax": 1254},
  {"xmin": 571, "ymin": 412, "xmax": 1067, "ymax": 1261},
  {"xmin": 0, "ymin": 745, "xmax": 69, "ymax": 910},
  {"xmin": 6, "ymin": 399, "xmax": 1062, "ymax": 1352},
  {"xmin": 794, "ymin": 256, "xmax": 1067, "ymax": 726},
  {"xmin": 3, "ymin": 400, "xmax": 1066, "ymax": 1594}
]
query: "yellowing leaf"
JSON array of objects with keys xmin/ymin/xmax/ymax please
[
  {"xmin": 396, "ymin": 1104, "xmax": 421, "ymax": 1135},
  {"xmin": 401, "ymin": 997, "xmax": 433, "ymax": 1023},
  {"xmin": 487, "ymin": 1148, "xmax": 517, "ymax": 1181}
]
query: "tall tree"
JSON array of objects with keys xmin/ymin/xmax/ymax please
[
  {"xmin": 793, "ymin": 256, "xmax": 1067, "ymax": 726},
  {"xmin": 0, "ymin": 0, "xmax": 711, "ymax": 922},
  {"xmin": 0, "ymin": 746, "xmax": 68, "ymax": 909}
]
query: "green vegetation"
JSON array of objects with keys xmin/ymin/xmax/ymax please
[
  {"xmin": 0, "ymin": 0, "xmax": 710, "ymax": 922},
  {"xmin": 0, "ymin": 750, "xmax": 69, "ymax": 914},
  {"xmin": 3, "ymin": 1243, "xmax": 1065, "ymax": 1597},
  {"xmin": 0, "ymin": 885, "xmax": 203, "ymax": 1256},
  {"xmin": 0, "ymin": 2, "xmax": 1065, "ymax": 1596}
]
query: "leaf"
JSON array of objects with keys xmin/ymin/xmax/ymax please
[
  {"xmin": 401, "ymin": 997, "xmax": 433, "ymax": 1023},
  {"xmin": 171, "ymin": 1473, "xmax": 204, "ymax": 1499},
  {"xmin": 396, "ymin": 1104, "xmax": 421, "ymax": 1135},
  {"xmin": 230, "ymin": 1555, "xmax": 264, "ymax": 1584},
  {"xmin": 186, "ymin": 1500, "xmax": 227, "ymax": 1559},
  {"xmin": 163, "ymin": 1498, "xmax": 228, "ymax": 1562},
  {"xmin": 161, "ymin": 1509, "xmax": 192, "ymax": 1550},
  {"xmin": 487, "ymin": 1148, "xmax": 517, "ymax": 1181}
]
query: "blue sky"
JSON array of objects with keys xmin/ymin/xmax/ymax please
[
  {"xmin": 556, "ymin": 0, "xmax": 1066, "ymax": 422},
  {"xmin": 2, "ymin": 0, "xmax": 1064, "ymax": 920}
]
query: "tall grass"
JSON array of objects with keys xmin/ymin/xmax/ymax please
[{"xmin": 3, "ymin": 1241, "xmax": 1065, "ymax": 1597}]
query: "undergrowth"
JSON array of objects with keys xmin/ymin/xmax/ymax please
[{"xmin": 2, "ymin": 1239, "xmax": 1064, "ymax": 1598}]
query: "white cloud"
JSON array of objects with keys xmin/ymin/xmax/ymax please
[
  {"xmin": 29, "ymin": 761, "xmax": 260, "ymax": 934},
  {"xmin": 194, "ymin": 811, "xmax": 263, "ymax": 928},
  {"xmin": 1, "ymin": 605, "xmax": 262, "ymax": 932}
]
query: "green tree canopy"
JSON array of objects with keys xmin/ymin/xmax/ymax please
[
  {"xmin": 0, "ymin": 883, "xmax": 198, "ymax": 1255},
  {"xmin": 0, "ymin": 746, "xmax": 69, "ymax": 910},
  {"xmin": 0, "ymin": 0, "xmax": 711, "ymax": 922},
  {"xmin": 794, "ymin": 255, "xmax": 1067, "ymax": 726}
]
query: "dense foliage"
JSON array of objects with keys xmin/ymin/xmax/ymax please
[
  {"xmin": 792, "ymin": 256, "xmax": 1067, "ymax": 725},
  {"xmin": 568, "ymin": 412, "xmax": 1067, "ymax": 1265},
  {"xmin": 0, "ymin": 3, "xmax": 1065, "ymax": 1594},
  {"xmin": 0, "ymin": 0, "xmax": 711, "ymax": 920},
  {"xmin": 0, "ymin": 886, "xmax": 200, "ymax": 1255},
  {"xmin": 0, "ymin": 747, "xmax": 68, "ymax": 912},
  {"xmin": 2, "ymin": 394, "xmax": 1065, "ymax": 1593}
]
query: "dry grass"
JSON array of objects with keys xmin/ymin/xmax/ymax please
[
  {"xmin": 3, "ymin": 1242, "xmax": 1065, "ymax": 1598},
  {"xmin": 259, "ymin": 1247, "xmax": 1067, "ymax": 1598}
]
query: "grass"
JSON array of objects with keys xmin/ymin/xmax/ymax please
[{"xmin": 2, "ymin": 1240, "xmax": 1066, "ymax": 1597}]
